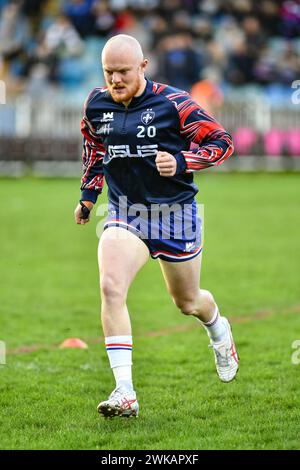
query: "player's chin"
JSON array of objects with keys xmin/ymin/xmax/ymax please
[
  {"xmin": 111, "ymin": 89, "xmax": 128, "ymax": 101},
  {"xmin": 111, "ymin": 95, "xmax": 123, "ymax": 103}
]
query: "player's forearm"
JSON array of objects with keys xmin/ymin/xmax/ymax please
[
  {"xmin": 80, "ymin": 174, "xmax": 104, "ymax": 204},
  {"xmin": 179, "ymin": 132, "xmax": 234, "ymax": 173},
  {"xmin": 81, "ymin": 142, "xmax": 105, "ymax": 203}
]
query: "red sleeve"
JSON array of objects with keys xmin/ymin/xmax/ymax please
[
  {"xmin": 80, "ymin": 116, "xmax": 105, "ymax": 204},
  {"xmin": 170, "ymin": 92, "xmax": 234, "ymax": 173}
]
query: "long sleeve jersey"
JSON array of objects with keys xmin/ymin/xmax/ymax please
[{"xmin": 80, "ymin": 79, "xmax": 234, "ymax": 207}]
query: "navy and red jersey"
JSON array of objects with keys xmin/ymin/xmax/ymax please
[{"xmin": 80, "ymin": 79, "xmax": 234, "ymax": 207}]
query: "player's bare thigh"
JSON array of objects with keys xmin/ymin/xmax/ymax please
[
  {"xmin": 159, "ymin": 253, "xmax": 202, "ymax": 307},
  {"xmin": 98, "ymin": 227, "xmax": 149, "ymax": 297}
]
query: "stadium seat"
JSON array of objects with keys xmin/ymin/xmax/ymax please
[
  {"xmin": 265, "ymin": 84, "xmax": 293, "ymax": 107},
  {"xmin": 232, "ymin": 127, "xmax": 257, "ymax": 155},
  {"xmin": 57, "ymin": 57, "xmax": 87, "ymax": 86}
]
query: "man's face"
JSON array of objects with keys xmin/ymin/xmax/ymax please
[{"xmin": 102, "ymin": 54, "xmax": 146, "ymax": 105}]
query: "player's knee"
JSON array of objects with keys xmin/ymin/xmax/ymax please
[
  {"xmin": 173, "ymin": 296, "xmax": 196, "ymax": 316},
  {"xmin": 100, "ymin": 275, "xmax": 127, "ymax": 304},
  {"xmin": 175, "ymin": 290, "xmax": 216, "ymax": 317}
]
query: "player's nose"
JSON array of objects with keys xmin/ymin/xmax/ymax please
[{"xmin": 111, "ymin": 72, "xmax": 121, "ymax": 84}]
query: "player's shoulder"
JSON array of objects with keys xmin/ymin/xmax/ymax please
[
  {"xmin": 151, "ymin": 81, "xmax": 190, "ymax": 102},
  {"xmin": 83, "ymin": 86, "xmax": 109, "ymax": 114},
  {"xmin": 152, "ymin": 82, "xmax": 191, "ymax": 108}
]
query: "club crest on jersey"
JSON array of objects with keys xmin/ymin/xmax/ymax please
[{"xmin": 141, "ymin": 109, "xmax": 155, "ymax": 125}]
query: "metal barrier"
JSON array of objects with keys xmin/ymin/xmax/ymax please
[
  {"xmin": 0, "ymin": 96, "xmax": 83, "ymax": 139},
  {"xmin": 0, "ymin": 95, "xmax": 299, "ymax": 174},
  {"xmin": 1, "ymin": 95, "xmax": 299, "ymax": 139}
]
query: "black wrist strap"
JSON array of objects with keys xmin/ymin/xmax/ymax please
[{"xmin": 80, "ymin": 201, "xmax": 90, "ymax": 219}]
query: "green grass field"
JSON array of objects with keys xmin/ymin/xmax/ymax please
[{"xmin": 0, "ymin": 173, "xmax": 299, "ymax": 450}]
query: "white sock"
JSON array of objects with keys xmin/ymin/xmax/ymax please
[
  {"xmin": 200, "ymin": 307, "xmax": 226, "ymax": 342},
  {"xmin": 105, "ymin": 335, "xmax": 133, "ymax": 392}
]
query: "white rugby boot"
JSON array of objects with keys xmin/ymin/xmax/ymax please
[
  {"xmin": 97, "ymin": 386, "xmax": 139, "ymax": 417},
  {"xmin": 209, "ymin": 317, "xmax": 239, "ymax": 383}
]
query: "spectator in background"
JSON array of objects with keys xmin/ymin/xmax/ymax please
[
  {"xmin": 256, "ymin": 0, "xmax": 280, "ymax": 37},
  {"xmin": 242, "ymin": 16, "xmax": 266, "ymax": 55},
  {"xmin": 192, "ymin": 16, "xmax": 214, "ymax": 42},
  {"xmin": 0, "ymin": 1, "xmax": 31, "ymax": 93},
  {"xmin": 280, "ymin": 0, "xmax": 300, "ymax": 38},
  {"xmin": 254, "ymin": 39, "xmax": 300, "ymax": 85},
  {"xmin": 277, "ymin": 42, "xmax": 300, "ymax": 83},
  {"xmin": 22, "ymin": 34, "xmax": 58, "ymax": 94},
  {"xmin": 148, "ymin": 13, "xmax": 168, "ymax": 48},
  {"xmin": 0, "ymin": 0, "xmax": 300, "ymax": 98},
  {"xmin": 198, "ymin": 0, "xmax": 221, "ymax": 18},
  {"xmin": 114, "ymin": 9, "xmax": 152, "ymax": 52},
  {"xmin": 157, "ymin": 0, "xmax": 183, "ymax": 19},
  {"xmin": 92, "ymin": 0, "xmax": 115, "ymax": 37},
  {"xmin": 222, "ymin": 0, "xmax": 254, "ymax": 21},
  {"xmin": 113, "ymin": 6, "xmax": 136, "ymax": 31},
  {"xmin": 0, "ymin": 2, "xmax": 30, "ymax": 61},
  {"xmin": 214, "ymin": 15, "xmax": 245, "ymax": 54},
  {"xmin": 21, "ymin": 0, "xmax": 48, "ymax": 34},
  {"xmin": 63, "ymin": 0, "xmax": 95, "ymax": 38},
  {"xmin": 157, "ymin": 33, "xmax": 201, "ymax": 91},
  {"xmin": 200, "ymin": 40, "xmax": 227, "ymax": 84},
  {"xmin": 44, "ymin": 13, "xmax": 84, "ymax": 57},
  {"xmin": 225, "ymin": 39, "xmax": 256, "ymax": 85},
  {"xmin": 190, "ymin": 76, "xmax": 224, "ymax": 115},
  {"xmin": 253, "ymin": 44, "xmax": 278, "ymax": 85},
  {"xmin": 171, "ymin": 9, "xmax": 192, "ymax": 35},
  {"xmin": 22, "ymin": 13, "xmax": 83, "ymax": 94}
]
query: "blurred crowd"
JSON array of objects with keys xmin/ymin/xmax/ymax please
[{"xmin": 0, "ymin": 0, "xmax": 300, "ymax": 104}]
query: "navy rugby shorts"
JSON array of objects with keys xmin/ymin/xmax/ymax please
[{"xmin": 103, "ymin": 200, "xmax": 202, "ymax": 262}]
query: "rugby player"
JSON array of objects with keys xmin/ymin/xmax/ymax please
[{"xmin": 74, "ymin": 34, "xmax": 238, "ymax": 418}]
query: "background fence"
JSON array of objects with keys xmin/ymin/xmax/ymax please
[{"xmin": 1, "ymin": 95, "xmax": 299, "ymax": 176}]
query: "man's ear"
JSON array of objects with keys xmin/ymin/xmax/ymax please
[{"xmin": 141, "ymin": 59, "xmax": 148, "ymax": 72}]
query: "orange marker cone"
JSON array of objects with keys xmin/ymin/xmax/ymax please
[{"xmin": 59, "ymin": 338, "xmax": 88, "ymax": 349}]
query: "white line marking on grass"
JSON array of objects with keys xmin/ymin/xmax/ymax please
[{"xmin": 7, "ymin": 304, "xmax": 300, "ymax": 356}]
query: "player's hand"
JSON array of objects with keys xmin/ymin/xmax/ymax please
[
  {"xmin": 74, "ymin": 201, "xmax": 94, "ymax": 225},
  {"xmin": 155, "ymin": 151, "xmax": 177, "ymax": 177}
]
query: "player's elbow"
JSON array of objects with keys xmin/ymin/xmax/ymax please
[
  {"xmin": 215, "ymin": 133, "xmax": 234, "ymax": 165},
  {"xmin": 224, "ymin": 132, "xmax": 234, "ymax": 158},
  {"xmin": 228, "ymin": 134, "xmax": 234, "ymax": 156}
]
